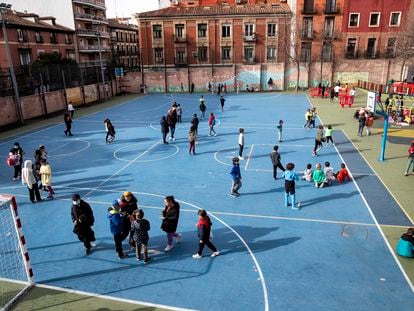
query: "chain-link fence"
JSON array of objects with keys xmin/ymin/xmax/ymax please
[{"xmin": 0, "ymin": 63, "xmax": 114, "ymax": 97}]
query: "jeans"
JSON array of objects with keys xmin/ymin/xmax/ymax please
[
  {"xmin": 167, "ymin": 232, "xmax": 179, "ymax": 246},
  {"xmin": 231, "ymin": 178, "xmax": 242, "ymax": 194},
  {"xmin": 136, "ymin": 242, "xmax": 149, "ymax": 260},
  {"xmin": 406, "ymin": 157, "xmax": 414, "ymax": 173},
  {"xmin": 209, "ymin": 126, "xmax": 216, "ymax": 136},
  {"xmin": 114, "ymin": 233, "xmax": 124, "ymax": 256},
  {"xmin": 28, "ymin": 183, "xmax": 41, "ymax": 202},
  {"xmin": 239, "ymin": 144, "xmax": 244, "ymax": 157},
  {"xmin": 169, "ymin": 125, "xmax": 176, "ymax": 139},
  {"xmin": 273, "ymin": 163, "xmax": 285, "ymax": 179},
  {"xmin": 197, "ymin": 239, "xmax": 217, "ymax": 256}
]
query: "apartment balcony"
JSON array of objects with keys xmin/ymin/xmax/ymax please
[
  {"xmin": 301, "ymin": 31, "xmax": 316, "ymax": 40},
  {"xmin": 73, "ymin": 0, "xmax": 106, "ymax": 10},
  {"xmin": 243, "ymin": 34, "xmax": 257, "ymax": 42},
  {"xmin": 301, "ymin": 5, "xmax": 317, "ymax": 14},
  {"xmin": 78, "ymin": 44, "xmax": 111, "ymax": 52},
  {"xmin": 174, "ymin": 35, "xmax": 187, "ymax": 43},
  {"xmin": 174, "ymin": 57, "xmax": 188, "ymax": 67},
  {"xmin": 345, "ymin": 50, "xmax": 359, "ymax": 59},
  {"xmin": 243, "ymin": 57, "xmax": 256, "ymax": 64},
  {"xmin": 364, "ymin": 50, "xmax": 379, "ymax": 59},
  {"xmin": 324, "ymin": 5, "xmax": 339, "ymax": 14},
  {"xmin": 323, "ymin": 32, "xmax": 341, "ymax": 41},
  {"xmin": 77, "ymin": 29, "xmax": 110, "ymax": 38},
  {"xmin": 74, "ymin": 13, "xmax": 108, "ymax": 24}
]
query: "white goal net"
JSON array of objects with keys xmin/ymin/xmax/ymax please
[{"xmin": 0, "ymin": 195, "xmax": 34, "ymax": 311}]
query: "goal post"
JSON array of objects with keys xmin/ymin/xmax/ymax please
[{"xmin": 0, "ymin": 195, "xmax": 34, "ymax": 311}]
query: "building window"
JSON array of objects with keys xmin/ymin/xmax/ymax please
[
  {"xmin": 244, "ymin": 24, "xmax": 254, "ymax": 37},
  {"xmin": 50, "ymin": 33, "xmax": 58, "ymax": 44},
  {"xmin": 325, "ymin": 0, "xmax": 337, "ymax": 13},
  {"xmin": 154, "ymin": 48, "xmax": 163, "ymax": 63},
  {"xmin": 346, "ymin": 38, "xmax": 357, "ymax": 58},
  {"xmin": 349, "ymin": 13, "xmax": 360, "ymax": 27},
  {"xmin": 303, "ymin": 0, "xmax": 314, "ymax": 13},
  {"xmin": 369, "ymin": 13, "xmax": 380, "ymax": 27},
  {"xmin": 18, "ymin": 48, "xmax": 32, "ymax": 66},
  {"xmin": 198, "ymin": 23, "xmax": 207, "ymax": 38},
  {"xmin": 300, "ymin": 42, "xmax": 311, "ymax": 62},
  {"xmin": 222, "ymin": 47, "xmax": 231, "ymax": 60},
  {"xmin": 37, "ymin": 49, "xmax": 45, "ymax": 56},
  {"xmin": 366, "ymin": 38, "xmax": 377, "ymax": 58},
  {"xmin": 322, "ymin": 43, "xmax": 332, "ymax": 61},
  {"xmin": 324, "ymin": 17, "xmax": 334, "ymax": 39},
  {"xmin": 389, "ymin": 12, "xmax": 401, "ymax": 26},
  {"xmin": 153, "ymin": 25, "xmax": 162, "ymax": 39},
  {"xmin": 267, "ymin": 47, "xmax": 276, "ymax": 61},
  {"xmin": 386, "ymin": 37, "xmax": 396, "ymax": 58},
  {"xmin": 17, "ymin": 29, "xmax": 27, "ymax": 42},
  {"xmin": 244, "ymin": 47, "xmax": 254, "ymax": 61},
  {"xmin": 175, "ymin": 50, "xmax": 186, "ymax": 63},
  {"xmin": 302, "ymin": 17, "xmax": 314, "ymax": 39},
  {"xmin": 198, "ymin": 47, "xmax": 208, "ymax": 61},
  {"xmin": 35, "ymin": 32, "xmax": 43, "ymax": 43},
  {"xmin": 175, "ymin": 24, "xmax": 184, "ymax": 38},
  {"xmin": 65, "ymin": 34, "xmax": 72, "ymax": 44},
  {"xmin": 222, "ymin": 24, "xmax": 231, "ymax": 38},
  {"xmin": 267, "ymin": 23, "xmax": 276, "ymax": 37}
]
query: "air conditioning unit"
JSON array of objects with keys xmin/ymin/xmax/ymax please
[{"xmin": 192, "ymin": 51, "xmax": 198, "ymax": 58}]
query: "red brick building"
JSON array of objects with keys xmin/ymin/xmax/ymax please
[
  {"xmin": 0, "ymin": 10, "xmax": 75, "ymax": 68},
  {"xmin": 108, "ymin": 18, "xmax": 139, "ymax": 68}
]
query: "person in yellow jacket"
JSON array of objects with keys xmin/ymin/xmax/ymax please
[{"xmin": 39, "ymin": 159, "xmax": 55, "ymax": 199}]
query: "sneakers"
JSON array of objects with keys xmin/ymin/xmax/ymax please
[
  {"xmin": 214, "ymin": 133, "xmax": 218, "ymax": 137},
  {"xmin": 164, "ymin": 244, "xmax": 173, "ymax": 252},
  {"xmin": 144, "ymin": 257, "xmax": 152, "ymax": 264},
  {"xmin": 192, "ymin": 253, "xmax": 202, "ymax": 259},
  {"xmin": 118, "ymin": 254, "xmax": 128, "ymax": 259},
  {"xmin": 175, "ymin": 233, "xmax": 182, "ymax": 244},
  {"xmin": 238, "ymin": 156, "xmax": 244, "ymax": 160},
  {"xmin": 404, "ymin": 172, "xmax": 409, "ymax": 176},
  {"xmin": 230, "ymin": 192, "xmax": 239, "ymax": 197},
  {"xmin": 85, "ymin": 247, "xmax": 92, "ymax": 256},
  {"xmin": 211, "ymin": 251, "xmax": 220, "ymax": 257}
]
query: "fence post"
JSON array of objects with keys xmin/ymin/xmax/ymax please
[{"xmin": 39, "ymin": 73, "xmax": 48, "ymax": 117}]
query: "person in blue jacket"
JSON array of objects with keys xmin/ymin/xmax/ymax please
[
  {"xmin": 397, "ymin": 227, "xmax": 414, "ymax": 258},
  {"xmin": 282, "ymin": 162, "xmax": 300, "ymax": 210},
  {"xmin": 108, "ymin": 200, "xmax": 127, "ymax": 259},
  {"xmin": 230, "ymin": 157, "xmax": 242, "ymax": 197}
]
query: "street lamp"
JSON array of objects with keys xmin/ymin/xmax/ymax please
[
  {"xmin": 95, "ymin": 31, "xmax": 106, "ymax": 101},
  {"xmin": 0, "ymin": 3, "xmax": 24, "ymax": 124}
]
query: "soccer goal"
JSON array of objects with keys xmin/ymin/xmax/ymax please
[{"xmin": 0, "ymin": 195, "xmax": 34, "ymax": 310}]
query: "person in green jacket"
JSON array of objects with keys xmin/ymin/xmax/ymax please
[
  {"xmin": 313, "ymin": 163, "xmax": 326, "ymax": 188},
  {"xmin": 325, "ymin": 125, "xmax": 335, "ymax": 145},
  {"xmin": 397, "ymin": 227, "xmax": 414, "ymax": 258}
]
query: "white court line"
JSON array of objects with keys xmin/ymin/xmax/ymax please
[
  {"xmin": 0, "ymin": 277, "xmax": 30, "ymax": 285},
  {"xmin": 82, "ymin": 140, "xmax": 162, "ymax": 198},
  {"xmin": 244, "ymin": 144, "xmax": 254, "ymax": 171},
  {"xmin": 113, "ymin": 142, "xmax": 179, "ymax": 163},
  {"xmin": 36, "ymin": 284, "xmax": 196, "ymax": 311},
  {"xmin": 306, "ymin": 95, "xmax": 414, "ymax": 293},
  {"xmin": 351, "ymin": 173, "xmax": 378, "ymax": 176}
]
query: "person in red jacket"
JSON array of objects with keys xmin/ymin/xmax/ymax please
[
  {"xmin": 404, "ymin": 141, "xmax": 414, "ymax": 176},
  {"xmin": 336, "ymin": 163, "xmax": 351, "ymax": 183},
  {"xmin": 208, "ymin": 112, "xmax": 218, "ymax": 136},
  {"xmin": 192, "ymin": 209, "xmax": 220, "ymax": 259}
]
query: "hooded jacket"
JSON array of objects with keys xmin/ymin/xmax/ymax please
[{"xmin": 21, "ymin": 160, "xmax": 36, "ymax": 189}]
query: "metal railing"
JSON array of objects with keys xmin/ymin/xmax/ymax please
[
  {"xmin": 77, "ymin": 29, "xmax": 110, "ymax": 37},
  {"xmin": 78, "ymin": 45, "xmax": 110, "ymax": 51},
  {"xmin": 73, "ymin": 0, "xmax": 106, "ymax": 9},
  {"xmin": 243, "ymin": 34, "xmax": 256, "ymax": 42},
  {"xmin": 74, "ymin": 13, "xmax": 107, "ymax": 23}
]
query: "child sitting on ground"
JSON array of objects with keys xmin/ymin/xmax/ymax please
[
  {"xmin": 323, "ymin": 161, "xmax": 335, "ymax": 186},
  {"xmin": 302, "ymin": 163, "xmax": 313, "ymax": 182},
  {"xmin": 313, "ymin": 163, "xmax": 325, "ymax": 188},
  {"xmin": 396, "ymin": 227, "xmax": 414, "ymax": 258},
  {"xmin": 335, "ymin": 163, "xmax": 351, "ymax": 183}
]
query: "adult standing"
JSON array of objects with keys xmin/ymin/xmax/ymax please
[
  {"xmin": 313, "ymin": 125, "xmax": 325, "ymax": 156},
  {"xmin": 64, "ymin": 110, "xmax": 73, "ymax": 136},
  {"xmin": 21, "ymin": 160, "xmax": 42, "ymax": 203},
  {"xmin": 166, "ymin": 106, "xmax": 178, "ymax": 142},
  {"xmin": 191, "ymin": 113, "xmax": 200, "ymax": 138},
  {"xmin": 71, "ymin": 194, "xmax": 96, "ymax": 255},
  {"xmin": 404, "ymin": 140, "xmax": 414, "ymax": 176},
  {"xmin": 161, "ymin": 196, "xmax": 181, "ymax": 252},
  {"xmin": 9, "ymin": 142, "xmax": 24, "ymax": 180},
  {"xmin": 270, "ymin": 145, "xmax": 285, "ymax": 180},
  {"xmin": 119, "ymin": 191, "xmax": 138, "ymax": 247},
  {"xmin": 190, "ymin": 82, "xmax": 195, "ymax": 93},
  {"xmin": 357, "ymin": 111, "xmax": 366, "ymax": 137},
  {"xmin": 220, "ymin": 95, "xmax": 225, "ymax": 112},
  {"xmin": 68, "ymin": 102, "xmax": 75, "ymax": 119},
  {"xmin": 199, "ymin": 96, "xmax": 207, "ymax": 119},
  {"xmin": 160, "ymin": 116, "xmax": 169, "ymax": 144},
  {"xmin": 321, "ymin": 84, "xmax": 326, "ymax": 98}
]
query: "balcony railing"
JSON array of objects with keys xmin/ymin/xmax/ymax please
[
  {"xmin": 17, "ymin": 36, "xmax": 28, "ymax": 43},
  {"xmin": 301, "ymin": 30, "xmax": 315, "ymax": 40},
  {"xmin": 364, "ymin": 50, "xmax": 379, "ymax": 59},
  {"xmin": 77, "ymin": 29, "xmax": 110, "ymax": 37},
  {"xmin": 301, "ymin": 5, "xmax": 317, "ymax": 14},
  {"xmin": 345, "ymin": 50, "xmax": 358, "ymax": 59},
  {"xmin": 65, "ymin": 39, "xmax": 73, "ymax": 44},
  {"xmin": 324, "ymin": 4, "xmax": 339, "ymax": 14},
  {"xmin": 73, "ymin": 0, "xmax": 106, "ymax": 10},
  {"xmin": 243, "ymin": 57, "xmax": 256, "ymax": 64},
  {"xmin": 323, "ymin": 32, "xmax": 341, "ymax": 41},
  {"xmin": 78, "ymin": 45, "xmax": 110, "ymax": 52},
  {"xmin": 174, "ymin": 35, "xmax": 187, "ymax": 43},
  {"xmin": 243, "ymin": 34, "xmax": 257, "ymax": 42},
  {"xmin": 74, "ymin": 13, "xmax": 108, "ymax": 23},
  {"xmin": 174, "ymin": 57, "xmax": 188, "ymax": 66}
]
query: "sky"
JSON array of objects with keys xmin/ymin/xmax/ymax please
[{"xmin": 106, "ymin": 0, "xmax": 160, "ymax": 18}]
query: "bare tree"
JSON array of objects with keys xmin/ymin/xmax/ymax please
[{"xmin": 394, "ymin": 9, "xmax": 414, "ymax": 81}]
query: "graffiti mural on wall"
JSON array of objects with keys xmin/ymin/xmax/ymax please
[{"xmin": 334, "ymin": 72, "xmax": 369, "ymax": 84}]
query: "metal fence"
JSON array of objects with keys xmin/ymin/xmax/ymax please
[{"xmin": 0, "ymin": 63, "xmax": 114, "ymax": 97}]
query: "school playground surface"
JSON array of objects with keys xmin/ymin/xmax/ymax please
[{"xmin": 0, "ymin": 91, "xmax": 413, "ymax": 311}]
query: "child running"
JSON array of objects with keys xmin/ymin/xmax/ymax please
[
  {"xmin": 130, "ymin": 209, "xmax": 151, "ymax": 264},
  {"xmin": 313, "ymin": 163, "xmax": 326, "ymax": 188},
  {"xmin": 238, "ymin": 128, "xmax": 245, "ymax": 160},
  {"xmin": 336, "ymin": 163, "xmax": 351, "ymax": 183},
  {"xmin": 325, "ymin": 125, "xmax": 335, "ymax": 145},
  {"xmin": 282, "ymin": 163, "xmax": 300, "ymax": 210},
  {"xmin": 192, "ymin": 209, "xmax": 220, "ymax": 259}
]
